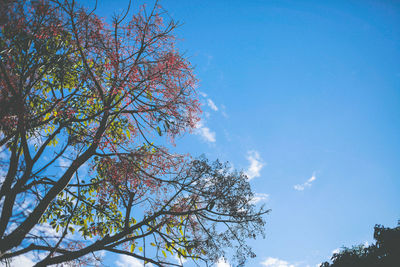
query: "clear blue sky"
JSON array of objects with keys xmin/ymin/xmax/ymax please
[{"xmin": 95, "ymin": 0, "xmax": 400, "ymax": 266}]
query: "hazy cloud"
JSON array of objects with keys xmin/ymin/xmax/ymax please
[
  {"xmin": 0, "ymin": 254, "xmax": 35, "ymax": 267},
  {"xmin": 198, "ymin": 91, "xmax": 220, "ymax": 112},
  {"xmin": 250, "ymin": 193, "xmax": 269, "ymax": 204},
  {"xmin": 294, "ymin": 173, "xmax": 317, "ymax": 191},
  {"xmin": 221, "ymin": 104, "xmax": 228, "ymax": 118},
  {"xmin": 0, "ymin": 150, "xmax": 9, "ymax": 160},
  {"xmin": 199, "ymin": 91, "xmax": 208, "ymax": 98},
  {"xmin": 245, "ymin": 150, "xmax": 264, "ymax": 180},
  {"xmin": 174, "ymin": 254, "xmax": 188, "ymax": 265},
  {"xmin": 30, "ymin": 223, "xmax": 60, "ymax": 241},
  {"xmin": 216, "ymin": 258, "xmax": 231, "ymax": 267},
  {"xmin": 195, "ymin": 120, "xmax": 216, "ymax": 143},
  {"xmin": 207, "ymin": 98, "xmax": 218, "ymax": 111},
  {"xmin": 116, "ymin": 255, "xmax": 153, "ymax": 267},
  {"xmin": 0, "ymin": 151, "xmax": 9, "ymax": 181},
  {"xmin": 58, "ymin": 158, "xmax": 71, "ymax": 170},
  {"xmin": 261, "ymin": 257, "xmax": 295, "ymax": 267}
]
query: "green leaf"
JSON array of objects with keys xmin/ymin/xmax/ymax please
[
  {"xmin": 146, "ymin": 90, "xmax": 152, "ymax": 101},
  {"xmin": 156, "ymin": 126, "xmax": 162, "ymax": 136}
]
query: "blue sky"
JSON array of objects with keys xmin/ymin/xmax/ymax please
[
  {"xmin": 157, "ymin": 1, "xmax": 400, "ymax": 266},
  {"xmin": 166, "ymin": 1, "xmax": 400, "ymax": 266},
  {"xmin": 18, "ymin": 0, "xmax": 400, "ymax": 266}
]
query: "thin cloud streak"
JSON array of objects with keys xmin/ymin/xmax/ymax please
[
  {"xmin": 198, "ymin": 91, "xmax": 219, "ymax": 112},
  {"xmin": 207, "ymin": 98, "xmax": 218, "ymax": 111},
  {"xmin": 294, "ymin": 173, "xmax": 317, "ymax": 191}
]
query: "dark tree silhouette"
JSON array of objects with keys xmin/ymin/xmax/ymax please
[{"xmin": 320, "ymin": 222, "xmax": 400, "ymax": 267}]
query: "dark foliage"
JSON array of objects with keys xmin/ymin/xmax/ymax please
[{"xmin": 321, "ymin": 222, "xmax": 400, "ymax": 267}]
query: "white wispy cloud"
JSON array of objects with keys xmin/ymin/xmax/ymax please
[
  {"xmin": 116, "ymin": 255, "xmax": 153, "ymax": 267},
  {"xmin": 332, "ymin": 248, "xmax": 340, "ymax": 254},
  {"xmin": 203, "ymin": 54, "xmax": 214, "ymax": 71},
  {"xmin": 245, "ymin": 150, "xmax": 264, "ymax": 180},
  {"xmin": 216, "ymin": 258, "xmax": 231, "ymax": 267},
  {"xmin": 198, "ymin": 91, "xmax": 220, "ymax": 112},
  {"xmin": 0, "ymin": 254, "xmax": 36, "ymax": 267},
  {"xmin": 221, "ymin": 104, "xmax": 228, "ymax": 118},
  {"xmin": 199, "ymin": 91, "xmax": 208, "ymax": 97},
  {"xmin": 0, "ymin": 250, "xmax": 50, "ymax": 266},
  {"xmin": 58, "ymin": 157, "xmax": 71, "ymax": 170},
  {"xmin": 294, "ymin": 173, "xmax": 317, "ymax": 191},
  {"xmin": 30, "ymin": 223, "xmax": 60, "ymax": 240},
  {"xmin": 0, "ymin": 150, "xmax": 9, "ymax": 160},
  {"xmin": 250, "ymin": 193, "xmax": 269, "ymax": 204},
  {"xmin": 260, "ymin": 257, "xmax": 295, "ymax": 267},
  {"xmin": 174, "ymin": 254, "xmax": 188, "ymax": 265},
  {"xmin": 0, "ymin": 151, "xmax": 9, "ymax": 181},
  {"xmin": 195, "ymin": 120, "xmax": 216, "ymax": 143},
  {"xmin": 207, "ymin": 99, "xmax": 218, "ymax": 111}
]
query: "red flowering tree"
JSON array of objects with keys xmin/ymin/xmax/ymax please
[{"xmin": 0, "ymin": 0, "xmax": 268, "ymax": 266}]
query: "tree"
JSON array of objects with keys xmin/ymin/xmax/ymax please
[
  {"xmin": 320, "ymin": 222, "xmax": 400, "ymax": 267},
  {"xmin": 0, "ymin": 0, "xmax": 268, "ymax": 266}
]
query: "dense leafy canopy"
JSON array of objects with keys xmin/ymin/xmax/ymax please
[{"xmin": 0, "ymin": 0, "xmax": 267, "ymax": 266}]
